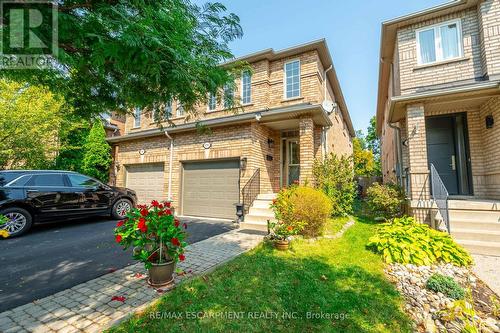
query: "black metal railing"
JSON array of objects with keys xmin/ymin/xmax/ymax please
[
  {"xmin": 430, "ymin": 164, "xmax": 450, "ymax": 233},
  {"xmin": 242, "ymin": 168, "xmax": 260, "ymax": 216}
]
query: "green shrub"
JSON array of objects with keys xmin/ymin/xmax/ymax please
[
  {"xmin": 271, "ymin": 186, "xmax": 332, "ymax": 237},
  {"xmin": 313, "ymin": 153, "xmax": 356, "ymax": 216},
  {"xmin": 367, "ymin": 216, "xmax": 473, "ymax": 266},
  {"xmin": 426, "ymin": 273, "xmax": 465, "ymax": 300},
  {"xmin": 82, "ymin": 121, "xmax": 112, "ymax": 182},
  {"xmin": 366, "ymin": 182, "xmax": 406, "ymax": 219}
]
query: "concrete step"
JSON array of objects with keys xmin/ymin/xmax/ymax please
[
  {"xmin": 239, "ymin": 221, "xmax": 269, "ymax": 232},
  {"xmin": 243, "ymin": 214, "xmax": 275, "ymax": 224},
  {"xmin": 251, "ymin": 199, "xmax": 273, "ymax": 209},
  {"xmin": 448, "ymin": 199, "xmax": 500, "ymax": 211},
  {"xmin": 257, "ymin": 193, "xmax": 277, "ymax": 200},
  {"xmin": 455, "ymin": 239, "xmax": 500, "ymax": 256},
  {"xmin": 449, "ymin": 210, "xmax": 500, "ymax": 223},
  {"xmin": 451, "ymin": 228, "xmax": 500, "ymax": 243},
  {"xmin": 248, "ymin": 207, "xmax": 274, "ymax": 217},
  {"xmin": 451, "ymin": 220, "xmax": 500, "ymax": 231}
]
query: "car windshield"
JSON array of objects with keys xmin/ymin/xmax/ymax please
[{"xmin": 0, "ymin": 172, "xmax": 25, "ymax": 187}]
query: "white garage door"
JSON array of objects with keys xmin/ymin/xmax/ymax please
[
  {"xmin": 125, "ymin": 163, "xmax": 165, "ymax": 204},
  {"xmin": 182, "ymin": 160, "xmax": 240, "ymax": 219}
]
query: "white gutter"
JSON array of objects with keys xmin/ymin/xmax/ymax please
[{"xmin": 164, "ymin": 130, "xmax": 174, "ymax": 201}]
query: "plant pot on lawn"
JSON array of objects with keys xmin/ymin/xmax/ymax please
[
  {"xmin": 273, "ymin": 239, "xmax": 290, "ymax": 251},
  {"xmin": 115, "ymin": 200, "xmax": 188, "ymax": 287},
  {"xmin": 266, "ymin": 219, "xmax": 303, "ymax": 251}
]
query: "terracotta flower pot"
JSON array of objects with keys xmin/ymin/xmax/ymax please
[
  {"xmin": 274, "ymin": 239, "xmax": 290, "ymax": 251},
  {"xmin": 147, "ymin": 259, "xmax": 175, "ymax": 287}
]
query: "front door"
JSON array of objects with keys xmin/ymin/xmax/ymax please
[
  {"xmin": 282, "ymin": 138, "xmax": 300, "ymax": 186},
  {"xmin": 425, "ymin": 114, "xmax": 471, "ymax": 195}
]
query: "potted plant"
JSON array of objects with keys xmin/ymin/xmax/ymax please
[
  {"xmin": 267, "ymin": 220, "xmax": 301, "ymax": 251},
  {"xmin": 114, "ymin": 200, "xmax": 187, "ymax": 287}
]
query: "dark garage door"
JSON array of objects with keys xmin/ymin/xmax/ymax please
[{"xmin": 182, "ymin": 160, "xmax": 240, "ymax": 219}]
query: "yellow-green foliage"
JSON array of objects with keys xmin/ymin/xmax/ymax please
[
  {"xmin": 272, "ymin": 186, "xmax": 332, "ymax": 238},
  {"xmin": 366, "ymin": 182, "xmax": 406, "ymax": 219},
  {"xmin": 367, "ymin": 216, "xmax": 473, "ymax": 266}
]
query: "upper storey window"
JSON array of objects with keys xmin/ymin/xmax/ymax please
[
  {"xmin": 208, "ymin": 93, "xmax": 217, "ymax": 111},
  {"xmin": 224, "ymin": 84, "xmax": 234, "ymax": 109},
  {"xmin": 416, "ymin": 19, "xmax": 463, "ymax": 65},
  {"xmin": 284, "ymin": 60, "xmax": 300, "ymax": 99},
  {"xmin": 133, "ymin": 107, "xmax": 141, "ymax": 128},
  {"xmin": 241, "ymin": 70, "xmax": 251, "ymax": 104}
]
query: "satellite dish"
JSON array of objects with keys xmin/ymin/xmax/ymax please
[{"xmin": 322, "ymin": 100, "xmax": 336, "ymax": 114}]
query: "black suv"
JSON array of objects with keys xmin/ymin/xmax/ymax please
[{"xmin": 0, "ymin": 170, "xmax": 137, "ymax": 237}]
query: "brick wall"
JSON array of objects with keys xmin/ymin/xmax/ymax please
[
  {"xmin": 479, "ymin": 0, "xmax": 500, "ymax": 78},
  {"xmin": 478, "ymin": 97, "xmax": 500, "ymax": 198}
]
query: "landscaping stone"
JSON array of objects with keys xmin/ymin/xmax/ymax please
[
  {"xmin": 385, "ymin": 263, "xmax": 500, "ymax": 333},
  {"xmin": 0, "ymin": 229, "xmax": 263, "ymax": 333}
]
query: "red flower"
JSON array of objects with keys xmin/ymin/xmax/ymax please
[
  {"xmin": 116, "ymin": 221, "xmax": 124, "ymax": 227},
  {"xmin": 137, "ymin": 204, "xmax": 146, "ymax": 209},
  {"xmin": 165, "ymin": 209, "xmax": 172, "ymax": 215},
  {"xmin": 171, "ymin": 238, "xmax": 180, "ymax": 246},
  {"xmin": 151, "ymin": 200, "xmax": 159, "ymax": 207},
  {"xmin": 165, "ymin": 201, "xmax": 171, "ymax": 208},
  {"xmin": 115, "ymin": 235, "xmax": 122, "ymax": 243},
  {"xmin": 140, "ymin": 208, "xmax": 148, "ymax": 217},
  {"xmin": 158, "ymin": 204, "xmax": 164, "ymax": 209},
  {"xmin": 138, "ymin": 218, "xmax": 147, "ymax": 233},
  {"xmin": 174, "ymin": 219, "xmax": 180, "ymax": 227},
  {"xmin": 179, "ymin": 254, "xmax": 185, "ymax": 261},
  {"xmin": 183, "ymin": 223, "xmax": 187, "ymax": 229},
  {"xmin": 157, "ymin": 210, "xmax": 164, "ymax": 216},
  {"xmin": 111, "ymin": 296, "xmax": 126, "ymax": 303}
]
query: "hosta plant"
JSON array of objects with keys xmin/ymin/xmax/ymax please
[
  {"xmin": 114, "ymin": 200, "xmax": 187, "ymax": 269},
  {"xmin": 367, "ymin": 216, "xmax": 472, "ymax": 266}
]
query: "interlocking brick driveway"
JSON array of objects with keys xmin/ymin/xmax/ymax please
[{"xmin": 0, "ymin": 229, "xmax": 263, "ymax": 333}]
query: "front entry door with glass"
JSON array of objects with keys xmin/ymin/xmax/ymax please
[{"xmin": 282, "ymin": 138, "xmax": 300, "ymax": 186}]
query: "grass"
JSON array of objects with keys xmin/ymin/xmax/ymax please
[
  {"xmin": 108, "ymin": 217, "xmax": 412, "ymax": 333},
  {"xmin": 324, "ymin": 216, "xmax": 350, "ymax": 236}
]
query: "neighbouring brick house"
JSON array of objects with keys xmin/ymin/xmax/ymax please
[
  {"xmin": 377, "ymin": 0, "xmax": 500, "ymax": 255},
  {"xmin": 107, "ymin": 39, "xmax": 354, "ymax": 228}
]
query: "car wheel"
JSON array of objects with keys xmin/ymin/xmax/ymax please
[
  {"xmin": 112, "ymin": 198, "xmax": 132, "ymax": 220},
  {"xmin": 0, "ymin": 207, "xmax": 33, "ymax": 237}
]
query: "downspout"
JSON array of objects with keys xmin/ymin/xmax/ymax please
[
  {"xmin": 388, "ymin": 121, "xmax": 404, "ymax": 188},
  {"xmin": 164, "ymin": 130, "xmax": 174, "ymax": 201},
  {"xmin": 322, "ymin": 65, "xmax": 333, "ymax": 160}
]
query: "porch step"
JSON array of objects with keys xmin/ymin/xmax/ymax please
[
  {"xmin": 451, "ymin": 228, "xmax": 500, "ymax": 243},
  {"xmin": 249, "ymin": 207, "xmax": 274, "ymax": 216},
  {"xmin": 448, "ymin": 199, "xmax": 500, "ymax": 211},
  {"xmin": 454, "ymin": 239, "xmax": 500, "ymax": 257},
  {"xmin": 240, "ymin": 193, "xmax": 276, "ymax": 232},
  {"xmin": 449, "ymin": 210, "xmax": 500, "ymax": 223},
  {"xmin": 452, "ymin": 220, "xmax": 500, "ymax": 232},
  {"xmin": 239, "ymin": 221, "xmax": 269, "ymax": 232},
  {"xmin": 257, "ymin": 193, "xmax": 277, "ymax": 200}
]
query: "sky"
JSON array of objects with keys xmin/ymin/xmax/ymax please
[{"xmin": 205, "ymin": 0, "xmax": 447, "ymax": 133}]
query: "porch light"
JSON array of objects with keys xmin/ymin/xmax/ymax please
[
  {"xmin": 486, "ymin": 115, "xmax": 494, "ymax": 129},
  {"xmin": 267, "ymin": 138, "xmax": 274, "ymax": 149},
  {"xmin": 240, "ymin": 157, "xmax": 247, "ymax": 170}
]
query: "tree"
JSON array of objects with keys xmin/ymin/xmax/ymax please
[
  {"xmin": 0, "ymin": 80, "xmax": 64, "ymax": 169},
  {"xmin": 55, "ymin": 116, "xmax": 91, "ymax": 172},
  {"xmin": 366, "ymin": 116, "xmax": 381, "ymax": 175},
  {"xmin": 1, "ymin": 1, "xmax": 245, "ymax": 119},
  {"xmin": 81, "ymin": 121, "xmax": 112, "ymax": 182},
  {"xmin": 353, "ymin": 137, "xmax": 375, "ymax": 176}
]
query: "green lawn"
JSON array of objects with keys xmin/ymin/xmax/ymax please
[
  {"xmin": 325, "ymin": 216, "xmax": 350, "ymax": 235},
  {"xmin": 108, "ymin": 217, "xmax": 412, "ymax": 333}
]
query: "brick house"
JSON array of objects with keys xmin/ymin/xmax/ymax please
[
  {"xmin": 376, "ymin": 0, "xmax": 500, "ymax": 255},
  {"xmin": 107, "ymin": 39, "xmax": 354, "ymax": 229}
]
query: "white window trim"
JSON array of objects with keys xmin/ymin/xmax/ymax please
[
  {"xmin": 133, "ymin": 107, "xmax": 141, "ymax": 128},
  {"xmin": 283, "ymin": 59, "xmax": 301, "ymax": 99},
  {"xmin": 416, "ymin": 19, "xmax": 464, "ymax": 66},
  {"xmin": 207, "ymin": 93, "xmax": 217, "ymax": 112},
  {"xmin": 241, "ymin": 70, "xmax": 252, "ymax": 105}
]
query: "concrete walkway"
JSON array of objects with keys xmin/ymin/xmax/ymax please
[
  {"xmin": 0, "ymin": 229, "xmax": 263, "ymax": 333},
  {"xmin": 472, "ymin": 254, "xmax": 500, "ymax": 296}
]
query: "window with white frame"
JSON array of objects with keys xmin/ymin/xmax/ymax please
[
  {"xmin": 133, "ymin": 107, "xmax": 141, "ymax": 127},
  {"xmin": 177, "ymin": 102, "xmax": 184, "ymax": 117},
  {"xmin": 416, "ymin": 19, "xmax": 463, "ymax": 65},
  {"xmin": 208, "ymin": 93, "xmax": 217, "ymax": 111},
  {"xmin": 164, "ymin": 100, "xmax": 172, "ymax": 119},
  {"xmin": 241, "ymin": 70, "xmax": 251, "ymax": 104},
  {"xmin": 284, "ymin": 60, "xmax": 300, "ymax": 99},
  {"xmin": 224, "ymin": 84, "xmax": 234, "ymax": 109}
]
